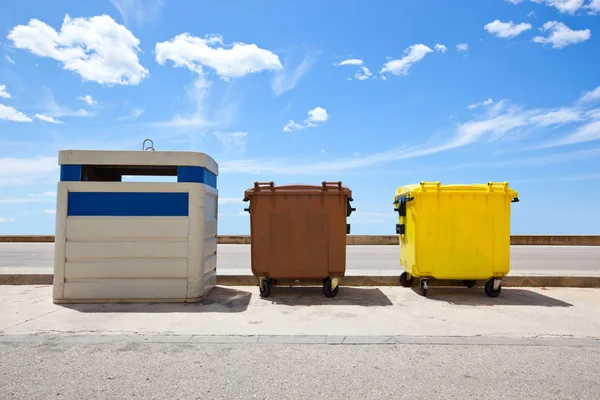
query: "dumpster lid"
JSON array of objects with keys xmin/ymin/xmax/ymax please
[
  {"xmin": 58, "ymin": 150, "xmax": 218, "ymax": 176},
  {"xmin": 395, "ymin": 181, "xmax": 518, "ymax": 198},
  {"xmin": 244, "ymin": 181, "xmax": 352, "ymax": 198}
]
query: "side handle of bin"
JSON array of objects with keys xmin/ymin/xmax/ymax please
[
  {"xmin": 346, "ymin": 197, "xmax": 356, "ymax": 217},
  {"xmin": 393, "ymin": 196, "xmax": 414, "ymax": 217},
  {"xmin": 243, "ymin": 196, "xmax": 250, "ymax": 213}
]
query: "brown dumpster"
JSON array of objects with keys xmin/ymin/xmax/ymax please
[{"xmin": 243, "ymin": 181, "xmax": 355, "ymax": 298}]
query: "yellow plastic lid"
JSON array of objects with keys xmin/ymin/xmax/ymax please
[{"xmin": 395, "ymin": 181, "xmax": 518, "ymax": 199}]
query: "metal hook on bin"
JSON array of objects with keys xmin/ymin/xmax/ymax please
[{"xmin": 142, "ymin": 138, "xmax": 155, "ymax": 151}]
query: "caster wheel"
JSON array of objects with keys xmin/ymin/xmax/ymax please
[
  {"xmin": 259, "ymin": 278, "xmax": 272, "ymax": 298},
  {"xmin": 462, "ymin": 280, "xmax": 477, "ymax": 288},
  {"xmin": 420, "ymin": 280, "xmax": 428, "ymax": 297},
  {"xmin": 323, "ymin": 278, "xmax": 340, "ymax": 298},
  {"xmin": 484, "ymin": 279, "xmax": 501, "ymax": 298},
  {"xmin": 399, "ymin": 272, "xmax": 414, "ymax": 287}
]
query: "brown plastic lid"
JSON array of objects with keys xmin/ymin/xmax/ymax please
[{"xmin": 244, "ymin": 181, "xmax": 352, "ymax": 199}]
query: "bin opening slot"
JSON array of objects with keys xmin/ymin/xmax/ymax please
[{"xmin": 80, "ymin": 165, "xmax": 178, "ymax": 182}]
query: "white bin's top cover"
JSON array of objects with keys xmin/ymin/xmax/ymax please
[{"xmin": 58, "ymin": 150, "xmax": 218, "ymax": 176}]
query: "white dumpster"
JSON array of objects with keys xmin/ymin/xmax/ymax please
[{"xmin": 52, "ymin": 150, "xmax": 219, "ymax": 303}]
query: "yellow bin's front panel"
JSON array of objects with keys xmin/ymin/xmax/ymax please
[{"xmin": 396, "ymin": 182, "xmax": 517, "ymax": 280}]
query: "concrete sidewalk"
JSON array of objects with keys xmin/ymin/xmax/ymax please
[{"xmin": 2, "ymin": 285, "xmax": 599, "ymax": 341}]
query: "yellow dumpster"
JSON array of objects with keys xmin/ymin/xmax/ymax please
[{"xmin": 393, "ymin": 181, "xmax": 519, "ymax": 298}]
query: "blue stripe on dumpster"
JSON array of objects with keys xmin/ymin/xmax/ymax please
[
  {"xmin": 177, "ymin": 166, "xmax": 217, "ymax": 188},
  {"xmin": 67, "ymin": 192, "xmax": 189, "ymax": 216},
  {"xmin": 60, "ymin": 165, "xmax": 82, "ymax": 181}
]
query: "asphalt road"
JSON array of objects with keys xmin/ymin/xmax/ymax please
[
  {"xmin": 1, "ymin": 342, "xmax": 598, "ymax": 399},
  {"xmin": 1, "ymin": 243, "xmax": 599, "ymax": 276}
]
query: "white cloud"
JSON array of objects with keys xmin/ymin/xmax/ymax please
[
  {"xmin": 156, "ymin": 33, "xmax": 282, "ymax": 79},
  {"xmin": 533, "ymin": 21, "xmax": 591, "ymax": 48},
  {"xmin": 468, "ymin": 98, "xmax": 494, "ymax": 110},
  {"xmin": 484, "ymin": 20, "xmax": 532, "ymax": 38},
  {"xmin": 44, "ymin": 210, "xmax": 56, "ymax": 215},
  {"xmin": 7, "ymin": 14, "xmax": 149, "ymax": 85},
  {"xmin": 540, "ymin": 0, "xmax": 585, "ymax": 14},
  {"xmin": 34, "ymin": 114, "xmax": 63, "ymax": 124},
  {"xmin": 0, "ymin": 217, "xmax": 16, "ymax": 223},
  {"xmin": 528, "ymin": 11, "xmax": 537, "ymax": 17},
  {"xmin": 41, "ymin": 89, "xmax": 90, "ymax": 118},
  {"xmin": 355, "ymin": 66, "xmax": 372, "ymax": 80},
  {"xmin": 588, "ymin": 0, "xmax": 600, "ymax": 12},
  {"xmin": 77, "ymin": 95, "xmax": 96, "ymax": 105},
  {"xmin": 380, "ymin": 44, "xmax": 433, "ymax": 76},
  {"xmin": 0, "ymin": 104, "xmax": 32, "ymax": 122},
  {"xmin": 0, "ymin": 85, "xmax": 11, "ymax": 99},
  {"xmin": 506, "ymin": 0, "xmax": 586, "ymax": 13},
  {"xmin": 452, "ymin": 114, "xmax": 529, "ymax": 147},
  {"xmin": 530, "ymin": 108, "xmax": 584, "ymax": 126},
  {"xmin": 211, "ymin": 131, "xmax": 248, "ymax": 155},
  {"xmin": 118, "ymin": 108, "xmax": 144, "ymax": 121},
  {"xmin": 108, "ymin": 0, "xmax": 164, "ymax": 25},
  {"xmin": 547, "ymin": 119, "xmax": 600, "ymax": 146},
  {"xmin": 580, "ymin": 86, "xmax": 600, "ymax": 103},
  {"xmin": 334, "ymin": 59, "xmax": 363, "ymax": 66},
  {"xmin": 0, "ymin": 156, "xmax": 58, "ymax": 186},
  {"xmin": 284, "ymin": 107, "xmax": 329, "ymax": 132},
  {"xmin": 224, "ymin": 86, "xmax": 600, "ymax": 174},
  {"xmin": 151, "ymin": 75, "xmax": 215, "ymax": 128},
  {"xmin": 456, "ymin": 43, "xmax": 469, "ymax": 51},
  {"xmin": 307, "ymin": 107, "xmax": 329, "ymax": 123},
  {"xmin": 283, "ymin": 120, "xmax": 304, "ymax": 132},
  {"xmin": 5, "ymin": 55, "xmax": 15, "ymax": 64},
  {"xmin": 270, "ymin": 50, "xmax": 317, "ymax": 95},
  {"xmin": 335, "ymin": 58, "xmax": 372, "ymax": 80},
  {"xmin": 434, "ymin": 44, "xmax": 447, "ymax": 53},
  {"xmin": 320, "ymin": 149, "xmax": 328, "ymax": 156}
]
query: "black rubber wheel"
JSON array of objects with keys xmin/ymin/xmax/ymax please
[
  {"xmin": 399, "ymin": 272, "xmax": 414, "ymax": 287},
  {"xmin": 462, "ymin": 280, "xmax": 477, "ymax": 288},
  {"xmin": 323, "ymin": 278, "xmax": 340, "ymax": 298},
  {"xmin": 259, "ymin": 279, "xmax": 272, "ymax": 298},
  {"xmin": 484, "ymin": 279, "xmax": 501, "ymax": 298},
  {"xmin": 420, "ymin": 280, "xmax": 428, "ymax": 297}
]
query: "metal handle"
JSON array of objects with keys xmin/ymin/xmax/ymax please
[{"xmin": 142, "ymin": 138, "xmax": 155, "ymax": 151}]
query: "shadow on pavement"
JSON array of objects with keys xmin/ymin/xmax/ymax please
[
  {"xmin": 411, "ymin": 287, "xmax": 573, "ymax": 307},
  {"xmin": 265, "ymin": 286, "xmax": 393, "ymax": 306},
  {"xmin": 60, "ymin": 286, "xmax": 252, "ymax": 313}
]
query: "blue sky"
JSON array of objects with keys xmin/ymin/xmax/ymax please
[{"xmin": 1, "ymin": 0, "xmax": 600, "ymax": 235}]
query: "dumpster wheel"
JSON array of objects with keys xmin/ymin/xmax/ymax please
[
  {"xmin": 399, "ymin": 272, "xmax": 414, "ymax": 287},
  {"xmin": 259, "ymin": 278, "xmax": 272, "ymax": 298},
  {"xmin": 323, "ymin": 277, "xmax": 340, "ymax": 298},
  {"xmin": 419, "ymin": 279, "xmax": 429, "ymax": 297},
  {"xmin": 484, "ymin": 279, "xmax": 502, "ymax": 298}
]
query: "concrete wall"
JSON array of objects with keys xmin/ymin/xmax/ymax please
[{"xmin": 1, "ymin": 235, "xmax": 599, "ymax": 245}]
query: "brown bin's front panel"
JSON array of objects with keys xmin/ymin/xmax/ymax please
[{"xmin": 246, "ymin": 183, "xmax": 351, "ymax": 280}]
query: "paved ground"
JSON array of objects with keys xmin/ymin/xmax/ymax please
[
  {"xmin": 1, "ymin": 243, "xmax": 600, "ymax": 276},
  {"xmin": 1, "ymin": 342, "xmax": 598, "ymax": 399},
  {"xmin": 2, "ymin": 285, "xmax": 599, "ymax": 338},
  {"xmin": 2, "ymin": 285, "xmax": 599, "ymax": 399}
]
